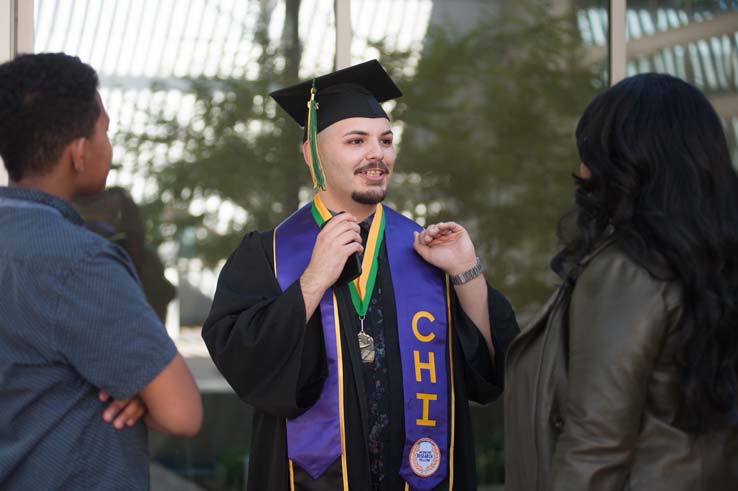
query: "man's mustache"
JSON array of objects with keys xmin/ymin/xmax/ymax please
[{"xmin": 354, "ymin": 162, "xmax": 390, "ymax": 174}]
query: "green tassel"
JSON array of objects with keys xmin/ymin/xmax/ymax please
[{"xmin": 307, "ymin": 80, "xmax": 327, "ymax": 191}]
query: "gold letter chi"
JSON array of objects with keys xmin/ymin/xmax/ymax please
[{"xmin": 412, "ymin": 311, "xmax": 438, "ymax": 427}]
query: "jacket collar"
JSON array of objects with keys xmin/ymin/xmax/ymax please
[
  {"xmin": 556, "ymin": 228, "xmax": 617, "ymax": 282},
  {"xmin": 512, "ymin": 232, "xmax": 618, "ymax": 345},
  {"xmin": 578, "ymin": 231, "xmax": 617, "ymax": 267}
]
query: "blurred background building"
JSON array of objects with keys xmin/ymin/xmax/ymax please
[{"xmin": 2, "ymin": 0, "xmax": 737, "ymax": 489}]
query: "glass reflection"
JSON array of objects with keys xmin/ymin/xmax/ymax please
[
  {"xmin": 33, "ymin": 0, "xmax": 621, "ymax": 488},
  {"xmin": 625, "ymin": 1, "xmax": 738, "ymax": 166},
  {"xmin": 353, "ymin": 0, "xmax": 608, "ymax": 486},
  {"xmin": 36, "ymin": 0, "xmax": 335, "ymax": 489}
]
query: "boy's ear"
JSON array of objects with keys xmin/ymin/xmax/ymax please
[{"xmin": 69, "ymin": 137, "xmax": 86, "ymax": 173}]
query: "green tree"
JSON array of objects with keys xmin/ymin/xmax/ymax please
[
  {"xmin": 118, "ymin": 0, "xmax": 307, "ymax": 263},
  {"xmin": 120, "ymin": 0, "xmax": 602, "ymax": 317},
  {"xmin": 382, "ymin": 1, "xmax": 603, "ymax": 316},
  {"xmin": 118, "ymin": 1, "xmax": 606, "ymax": 484}
]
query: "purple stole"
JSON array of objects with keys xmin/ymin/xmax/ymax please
[{"xmin": 274, "ymin": 203, "xmax": 454, "ymax": 490}]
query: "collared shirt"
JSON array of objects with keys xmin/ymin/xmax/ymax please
[{"xmin": 0, "ymin": 187, "xmax": 177, "ymax": 490}]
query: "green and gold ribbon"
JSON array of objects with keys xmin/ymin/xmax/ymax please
[{"xmin": 311, "ymin": 195, "xmax": 385, "ymax": 317}]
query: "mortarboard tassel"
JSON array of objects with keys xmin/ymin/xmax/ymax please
[{"xmin": 306, "ymin": 80, "xmax": 327, "ymax": 191}]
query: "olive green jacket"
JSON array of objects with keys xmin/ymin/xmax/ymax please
[{"xmin": 504, "ymin": 241, "xmax": 738, "ymax": 490}]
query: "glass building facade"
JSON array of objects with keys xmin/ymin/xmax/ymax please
[{"xmin": 1, "ymin": 0, "xmax": 736, "ymax": 488}]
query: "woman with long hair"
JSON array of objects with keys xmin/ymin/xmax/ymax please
[{"xmin": 504, "ymin": 73, "xmax": 738, "ymax": 490}]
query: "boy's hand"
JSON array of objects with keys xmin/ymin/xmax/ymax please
[{"xmin": 99, "ymin": 390, "xmax": 148, "ymax": 429}]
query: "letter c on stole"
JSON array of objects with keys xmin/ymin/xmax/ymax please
[{"xmin": 412, "ymin": 311, "xmax": 435, "ymax": 342}]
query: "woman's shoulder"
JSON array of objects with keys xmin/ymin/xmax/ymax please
[{"xmin": 578, "ymin": 240, "xmax": 681, "ymax": 310}]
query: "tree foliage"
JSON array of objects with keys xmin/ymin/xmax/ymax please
[
  {"xmin": 118, "ymin": 0, "xmax": 308, "ymax": 261},
  {"xmin": 119, "ymin": 0, "xmax": 603, "ymax": 317},
  {"xmin": 383, "ymin": 2, "xmax": 604, "ymax": 315}
]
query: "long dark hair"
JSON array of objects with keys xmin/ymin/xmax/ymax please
[{"xmin": 553, "ymin": 73, "xmax": 738, "ymax": 429}]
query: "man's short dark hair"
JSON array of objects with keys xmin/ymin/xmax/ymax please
[{"xmin": 0, "ymin": 52, "xmax": 100, "ymax": 181}]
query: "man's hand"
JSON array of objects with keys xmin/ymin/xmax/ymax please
[
  {"xmin": 413, "ymin": 222, "xmax": 477, "ymax": 275},
  {"xmin": 299, "ymin": 213, "xmax": 364, "ymax": 320},
  {"xmin": 414, "ymin": 221, "xmax": 494, "ymax": 356},
  {"xmin": 99, "ymin": 390, "xmax": 147, "ymax": 430}
]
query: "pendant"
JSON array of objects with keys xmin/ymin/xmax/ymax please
[
  {"xmin": 357, "ymin": 316, "xmax": 375, "ymax": 364},
  {"xmin": 358, "ymin": 331, "xmax": 376, "ymax": 364}
]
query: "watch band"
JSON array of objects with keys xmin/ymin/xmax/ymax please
[{"xmin": 449, "ymin": 257, "xmax": 484, "ymax": 285}]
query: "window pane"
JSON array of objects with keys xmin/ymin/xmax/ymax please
[
  {"xmin": 625, "ymin": 0, "xmax": 738, "ymax": 166},
  {"xmin": 351, "ymin": 0, "xmax": 608, "ymax": 486},
  {"xmin": 35, "ymin": 0, "xmax": 335, "ymax": 489}
]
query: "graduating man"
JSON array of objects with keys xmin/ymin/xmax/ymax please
[{"xmin": 202, "ymin": 60, "xmax": 519, "ymax": 491}]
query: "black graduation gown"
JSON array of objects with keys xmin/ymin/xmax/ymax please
[{"xmin": 202, "ymin": 229, "xmax": 520, "ymax": 491}]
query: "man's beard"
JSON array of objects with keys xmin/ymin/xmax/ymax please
[
  {"xmin": 352, "ymin": 187, "xmax": 388, "ymax": 205},
  {"xmin": 351, "ymin": 161, "xmax": 390, "ymax": 205}
]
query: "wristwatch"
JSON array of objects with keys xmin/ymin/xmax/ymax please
[{"xmin": 449, "ymin": 257, "xmax": 484, "ymax": 285}]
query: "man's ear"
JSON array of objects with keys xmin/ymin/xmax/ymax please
[
  {"xmin": 69, "ymin": 137, "xmax": 87, "ymax": 173},
  {"xmin": 301, "ymin": 139, "xmax": 311, "ymax": 168}
]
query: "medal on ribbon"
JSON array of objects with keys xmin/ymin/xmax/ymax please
[{"xmin": 312, "ymin": 195, "xmax": 385, "ymax": 364}]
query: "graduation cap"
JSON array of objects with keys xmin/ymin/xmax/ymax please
[{"xmin": 270, "ymin": 59, "xmax": 402, "ymax": 191}]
